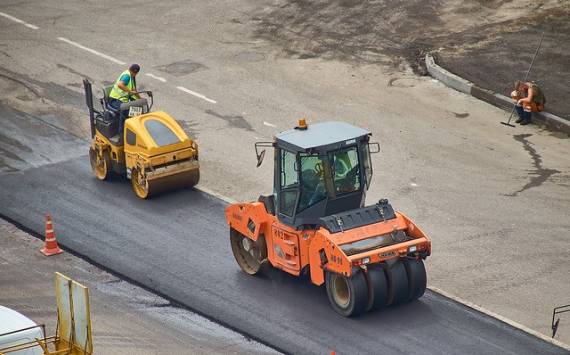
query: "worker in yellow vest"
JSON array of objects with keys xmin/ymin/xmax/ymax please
[
  {"xmin": 108, "ymin": 64, "xmax": 141, "ymax": 135},
  {"xmin": 333, "ymin": 152, "xmax": 352, "ymax": 180}
]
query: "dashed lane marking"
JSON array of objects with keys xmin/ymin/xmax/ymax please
[
  {"xmin": 0, "ymin": 12, "xmax": 39, "ymax": 30},
  {"xmin": 145, "ymin": 73, "xmax": 166, "ymax": 82},
  {"xmin": 2, "ymin": 11, "xmax": 217, "ymax": 105},
  {"xmin": 58, "ymin": 37, "xmax": 126, "ymax": 65},
  {"xmin": 177, "ymin": 86, "xmax": 217, "ymax": 104}
]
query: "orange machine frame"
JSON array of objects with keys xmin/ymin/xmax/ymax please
[{"xmin": 226, "ymin": 201, "xmax": 431, "ymax": 286}]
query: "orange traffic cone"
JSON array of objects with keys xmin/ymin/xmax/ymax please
[{"xmin": 40, "ymin": 214, "xmax": 64, "ymax": 256}]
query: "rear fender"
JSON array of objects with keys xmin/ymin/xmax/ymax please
[
  {"xmin": 309, "ymin": 228, "xmax": 351, "ymax": 286},
  {"xmin": 308, "ymin": 211, "xmax": 432, "ymax": 286},
  {"xmin": 225, "ymin": 202, "xmax": 269, "ymax": 242},
  {"xmin": 398, "ymin": 211, "xmax": 432, "ymax": 256}
]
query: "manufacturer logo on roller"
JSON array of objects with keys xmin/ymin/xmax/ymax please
[{"xmin": 379, "ymin": 250, "xmax": 397, "ymax": 258}]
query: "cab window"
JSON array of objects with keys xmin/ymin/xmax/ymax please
[
  {"xmin": 126, "ymin": 129, "xmax": 136, "ymax": 146},
  {"xmin": 279, "ymin": 150, "xmax": 298, "ymax": 217},
  {"xmin": 331, "ymin": 147, "xmax": 360, "ymax": 193},
  {"xmin": 298, "ymin": 153, "xmax": 325, "ymax": 211}
]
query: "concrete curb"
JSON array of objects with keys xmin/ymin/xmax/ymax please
[
  {"xmin": 428, "ymin": 286, "xmax": 570, "ymax": 352},
  {"xmin": 425, "ymin": 54, "xmax": 570, "ymax": 135}
]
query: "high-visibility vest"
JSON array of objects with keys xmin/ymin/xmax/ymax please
[
  {"xmin": 109, "ymin": 69, "xmax": 136, "ymax": 102},
  {"xmin": 529, "ymin": 82, "xmax": 546, "ymax": 105}
]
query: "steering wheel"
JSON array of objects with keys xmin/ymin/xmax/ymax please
[{"xmin": 314, "ymin": 162, "xmax": 324, "ymax": 178}]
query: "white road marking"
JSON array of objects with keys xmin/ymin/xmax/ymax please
[
  {"xmin": 58, "ymin": 37, "xmax": 125, "ymax": 65},
  {"xmin": 263, "ymin": 122, "xmax": 276, "ymax": 127},
  {"xmin": 145, "ymin": 73, "xmax": 166, "ymax": 82},
  {"xmin": 1, "ymin": 12, "xmax": 216, "ymax": 105},
  {"xmin": 0, "ymin": 12, "xmax": 39, "ymax": 29},
  {"xmin": 177, "ymin": 86, "xmax": 217, "ymax": 104}
]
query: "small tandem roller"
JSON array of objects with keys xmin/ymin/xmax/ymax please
[{"xmin": 83, "ymin": 79, "xmax": 199, "ymax": 198}]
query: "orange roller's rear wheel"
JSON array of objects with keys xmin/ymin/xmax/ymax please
[{"xmin": 325, "ymin": 270, "xmax": 368, "ymax": 317}]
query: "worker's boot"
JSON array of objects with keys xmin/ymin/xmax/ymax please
[{"xmin": 520, "ymin": 111, "xmax": 532, "ymax": 125}]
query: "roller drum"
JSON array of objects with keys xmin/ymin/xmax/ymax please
[{"xmin": 132, "ymin": 167, "xmax": 200, "ymax": 199}]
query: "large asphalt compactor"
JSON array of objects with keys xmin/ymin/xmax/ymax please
[{"xmin": 226, "ymin": 120, "xmax": 431, "ymax": 316}]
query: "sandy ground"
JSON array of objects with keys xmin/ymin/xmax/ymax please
[{"xmin": 253, "ymin": 0, "xmax": 570, "ymax": 119}]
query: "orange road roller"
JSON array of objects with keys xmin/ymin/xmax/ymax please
[{"xmin": 226, "ymin": 119, "xmax": 431, "ymax": 316}]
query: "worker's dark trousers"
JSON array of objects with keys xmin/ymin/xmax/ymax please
[
  {"xmin": 109, "ymin": 98, "xmax": 129, "ymax": 135},
  {"xmin": 515, "ymin": 106, "xmax": 532, "ymax": 120}
]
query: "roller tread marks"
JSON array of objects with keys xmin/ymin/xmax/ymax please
[{"xmin": 326, "ymin": 257, "xmax": 427, "ymax": 317}]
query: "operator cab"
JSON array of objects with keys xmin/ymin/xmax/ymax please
[{"xmin": 256, "ymin": 119, "xmax": 379, "ymax": 230}]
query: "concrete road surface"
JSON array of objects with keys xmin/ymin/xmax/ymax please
[{"xmin": 1, "ymin": 0, "xmax": 569, "ymax": 353}]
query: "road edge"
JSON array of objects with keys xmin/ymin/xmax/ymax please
[
  {"xmin": 428, "ymin": 286, "xmax": 570, "ymax": 351},
  {"xmin": 425, "ymin": 54, "xmax": 570, "ymax": 136}
]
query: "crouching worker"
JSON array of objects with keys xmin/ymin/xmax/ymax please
[{"xmin": 510, "ymin": 80, "xmax": 546, "ymax": 125}]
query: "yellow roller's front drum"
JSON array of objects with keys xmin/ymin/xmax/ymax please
[{"xmin": 131, "ymin": 167, "xmax": 200, "ymax": 199}]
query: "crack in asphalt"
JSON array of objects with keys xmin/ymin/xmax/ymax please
[{"xmin": 505, "ymin": 133, "xmax": 561, "ymax": 197}]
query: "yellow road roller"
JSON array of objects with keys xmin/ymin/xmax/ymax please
[{"xmin": 83, "ymin": 79, "xmax": 199, "ymax": 198}]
